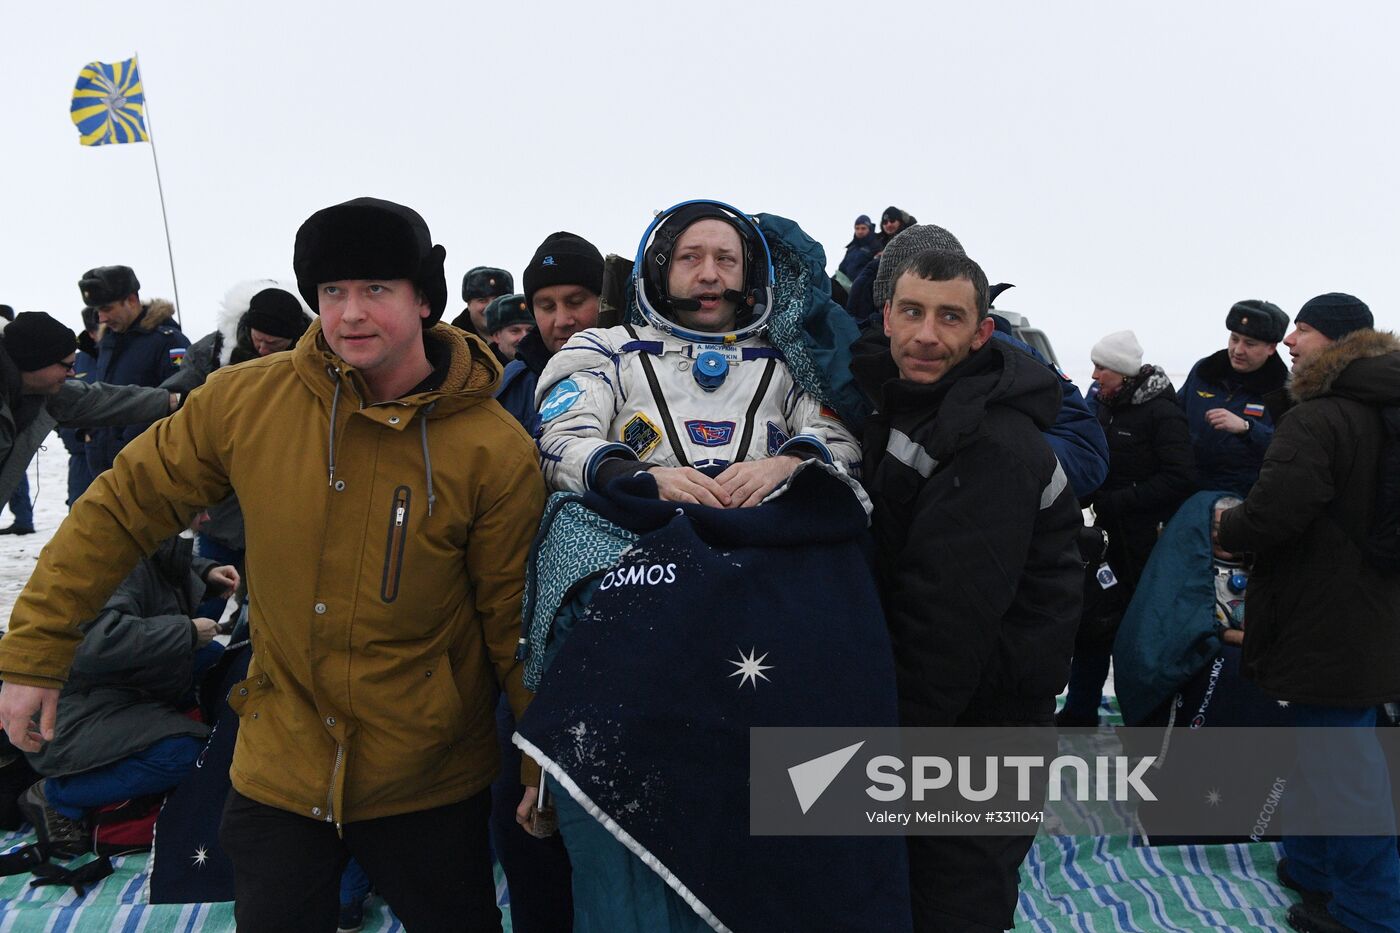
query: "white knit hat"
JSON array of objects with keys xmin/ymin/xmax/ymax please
[{"xmin": 1090, "ymin": 330, "xmax": 1144, "ymax": 375}]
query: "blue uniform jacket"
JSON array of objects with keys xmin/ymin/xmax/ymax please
[
  {"xmin": 495, "ymin": 359, "xmax": 539, "ymax": 437},
  {"xmin": 86, "ymin": 301, "xmax": 188, "ymax": 475},
  {"xmin": 1178, "ymin": 349, "xmax": 1288, "ymax": 497}
]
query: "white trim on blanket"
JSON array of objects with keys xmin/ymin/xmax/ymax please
[{"xmin": 512, "ymin": 732, "xmax": 733, "ymax": 933}]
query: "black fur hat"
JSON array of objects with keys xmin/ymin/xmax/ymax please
[
  {"xmin": 1226, "ymin": 299, "xmax": 1288, "ymax": 343},
  {"xmin": 79, "ymin": 266, "xmax": 140, "ymax": 307},
  {"xmin": 293, "ymin": 198, "xmax": 448, "ymax": 326}
]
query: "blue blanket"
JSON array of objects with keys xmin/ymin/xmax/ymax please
[{"xmin": 515, "ymin": 465, "xmax": 912, "ymax": 933}]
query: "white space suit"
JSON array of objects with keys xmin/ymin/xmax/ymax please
[{"xmin": 534, "ymin": 323, "xmax": 861, "ymax": 493}]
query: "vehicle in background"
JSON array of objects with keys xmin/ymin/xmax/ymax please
[{"xmin": 994, "ymin": 308, "xmax": 1061, "ymax": 369}]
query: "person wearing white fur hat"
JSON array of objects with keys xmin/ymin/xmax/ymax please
[
  {"xmin": 161, "ymin": 280, "xmax": 313, "ymax": 396},
  {"xmin": 1058, "ymin": 329, "xmax": 1196, "ymax": 727}
]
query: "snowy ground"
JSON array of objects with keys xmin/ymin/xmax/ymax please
[{"xmin": 0, "ymin": 437, "xmax": 71, "ymax": 631}]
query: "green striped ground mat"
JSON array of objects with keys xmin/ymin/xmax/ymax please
[
  {"xmin": 1017, "ymin": 834, "xmax": 1291, "ymax": 931},
  {"xmin": 0, "ymin": 829, "xmax": 514, "ymax": 932},
  {"xmin": 0, "ymin": 693, "xmax": 1295, "ymax": 933},
  {"xmin": 0, "ymin": 828, "xmax": 1297, "ymax": 932}
]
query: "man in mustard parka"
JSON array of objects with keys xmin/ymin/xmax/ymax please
[{"xmin": 0, "ymin": 197, "xmax": 545, "ymax": 932}]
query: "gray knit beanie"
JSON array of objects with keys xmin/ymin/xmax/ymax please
[{"xmin": 873, "ymin": 224, "xmax": 966, "ymax": 308}]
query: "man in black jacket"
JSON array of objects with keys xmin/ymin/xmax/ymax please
[
  {"xmin": 1219, "ymin": 294, "xmax": 1400, "ymax": 933},
  {"xmin": 852, "ymin": 250, "xmax": 1083, "ymax": 932}
]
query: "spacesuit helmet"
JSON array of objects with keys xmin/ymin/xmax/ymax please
[{"xmin": 633, "ymin": 199, "xmax": 774, "ymax": 344}]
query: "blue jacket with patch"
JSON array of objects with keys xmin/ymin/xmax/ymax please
[
  {"xmin": 992, "ymin": 329, "xmax": 1108, "ymax": 499},
  {"xmin": 1178, "ymin": 350, "xmax": 1288, "ymax": 497},
  {"xmin": 86, "ymin": 300, "xmax": 189, "ymax": 475}
]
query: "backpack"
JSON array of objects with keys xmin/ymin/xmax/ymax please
[
  {"xmin": 91, "ymin": 793, "xmax": 164, "ymax": 856},
  {"xmin": 1362, "ymin": 404, "xmax": 1400, "ymax": 572}
]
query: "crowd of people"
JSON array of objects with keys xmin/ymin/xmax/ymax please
[{"xmin": 0, "ymin": 198, "xmax": 1392, "ymax": 933}]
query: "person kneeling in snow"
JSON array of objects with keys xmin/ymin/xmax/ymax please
[{"xmin": 17, "ymin": 534, "xmax": 235, "ymax": 860}]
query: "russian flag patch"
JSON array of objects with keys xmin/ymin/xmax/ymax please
[
  {"xmin": 169, "ymin": 347, "xmax": 187, "ymax": 367},
  {"xmin": 1243, "ymin": 403, "xmax": 1265, "ymax": 418}
]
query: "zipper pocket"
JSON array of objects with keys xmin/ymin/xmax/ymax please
[
  {"xmin": 326, "ymin": 743, "xmax": 344, "ymax": 828},
  {"xmin": 380, "ymin": 485, "xmax": 411, "ymax": 603}
]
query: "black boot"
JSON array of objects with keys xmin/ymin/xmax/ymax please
[
  {"xmin": 1277, "ymin": 858, "xmax": 1331, "ymax": 908},
  {"xmin": 17, "ymin": 782, "xmax": 91, "ymax": 860},
  {"xmin": 1287, "ymin": 902, "xmax": 1359, "ymax": 933}
]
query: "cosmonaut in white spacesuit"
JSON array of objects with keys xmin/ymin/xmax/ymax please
[{"xmin": 534, "ymin": 199, "xmax": 861, "ymax": 506}]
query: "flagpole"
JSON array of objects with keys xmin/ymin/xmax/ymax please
[{"xmin": 134, "ymin": 52, "xmax": 182, "ymax": 326}]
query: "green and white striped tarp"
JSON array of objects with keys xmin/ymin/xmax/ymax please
[
  {"xmin": 0, "ymin": 829, "xmax": 515, "ymax": 932},
  {"xmin": 0, "ymin": 690, "xmax": 1302, "ymax": 931},
  {"xmin": 1017, "ymin": 834, "xmax": 1291, "ymax": 931},
  {"xmin": 0, "ymin": 828, "xmax": 1298, "ymax": 932}
]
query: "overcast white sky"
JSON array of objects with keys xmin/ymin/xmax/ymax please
[{"xmin": 3, "ymin": 1, "xmax": 1395, "ymax": 386}]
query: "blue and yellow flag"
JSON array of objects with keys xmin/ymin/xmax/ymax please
[{"xmin": 71, "ymin": 57, "xmax": 149, "ymax": 146}]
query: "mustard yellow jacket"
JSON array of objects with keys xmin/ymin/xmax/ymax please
[{"xmin": 0, "ymin": 321, "xmax": 544, "ymax": 823}]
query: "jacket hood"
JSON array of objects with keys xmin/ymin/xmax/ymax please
[
  {"xmin": 95, "ymin": 298, "xmax": 178, "ymax": 341},
  {"xmin": 292, "ymin": 318, "xmax": 502, "ymax": 411},
  {"xmin": 135, "ymin": 299, "xmax": 178, "ymax": 332},
  {"xmin": 217, "ymin": 279, "xmax": 313, "ymax": 367},
  {"xmin": 851, "ymin": 330, "xmax": 1062, "ymax": 456},
  {"xmin": 1289, "ymin": 329, "xmax": 1400, "ymax": 405},
  {"xmin": 291, "ymin": 320, "xmax": 504, "ymax": 521}
]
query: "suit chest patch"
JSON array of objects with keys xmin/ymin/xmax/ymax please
[
  {"xmin": 685, "ymin": 420, "xmax": 735, "ymax": 447},
  {"xmin": 622, "ymin": 412, "xmax": 662, "ymax": 459}
]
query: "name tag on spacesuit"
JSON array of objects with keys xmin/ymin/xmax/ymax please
[{"xmin": 683, "ymin": 344, "xmax": 745, "ymax": 364}]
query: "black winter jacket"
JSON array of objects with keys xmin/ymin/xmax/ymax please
[
  {"xmin": 26, "ymin": 535, "xmax": 214, "ymax": 777},
  {"xmin": 852, "ymin": 334, "xmax": 1084, "ymax": 726},
  {"xmin": 1218, "ymin": 329, "xmax": 1400, "ymax": 706},
  {"xmin": 1087, "ymin": 366, "xmax": 1196, "ymax": 587}
]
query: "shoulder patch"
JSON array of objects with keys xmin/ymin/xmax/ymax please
[
  {"xmin": 540, "ymin": 379, "xmax": 584, "ymax": 423},
  {"xmin": 685, "ymin": 420, "xmax": 735, "ymax": 447},
  {"xmin": 1243, "ymin": 403, "xmax": 1265, "ymax": 418},
  {"xmin": 168, "ymin": 347, "xmax": 187, "ymax": 367},
  {"xmin": 766, "ymin": 421, "xmax": 791, "ymax": 456},
  {"xmin": 622, "ymin": 412, "xmax": 662, "ymax": 459}
]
